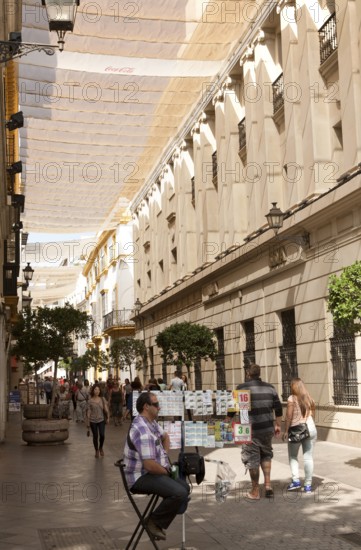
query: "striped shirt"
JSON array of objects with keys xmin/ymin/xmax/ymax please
[
  {"xmin": 123, "ymin": 415, "xmax": 169, "ymax": 488},
  {"xmin": 237, "ymin": 379, "xmax": 283, "ymax": 435}
]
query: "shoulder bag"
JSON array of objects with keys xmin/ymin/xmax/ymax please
[
  {"xmin": 178, "ymin": 451, "xmax": 205, "ymax": 485},
  {"xmin": 288, "ymin": 423, "xmax": 310, "ymax": 443}
]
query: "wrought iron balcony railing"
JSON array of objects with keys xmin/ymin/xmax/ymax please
[
  {"xmin": 103, "ymin": 309, "xmax": 135, "ymax": 331},
  {"xmin": 238, "ymin": 118, "xmax": 246, "ymax": 150},
  {"xmin": 319, "ymin": 13, "xmax": 337, "ymax": 65},
  {"xmin": 272, "ymin": 73, "xmax": 284, "ymax": 114}
]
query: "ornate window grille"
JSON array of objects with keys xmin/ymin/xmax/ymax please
[
  {"xmin": 212, "ymin": 150, "xmax": 218, "ymax": 190},
  {"xmin": 319, "ymin": 13, "xmax": 337, "ymax": 65},
  {"xmin": 162, "ymin": 361, "xmax": 168, "ymax": 385},
  {"xmin": 215, "ymin": 328, "xmax": 226, "ymax": 390},
  {"xmin": 330, "ymin": 326, "xmax": 358, "ymax": 406},
  {"xmin": 272, "ymin": 73, "xmax": 284, "ymax": 114},
  {"xmin": 238, "ymin": 118, "xmax": 246, "ymax": 150},
  {"xmin": 6, "ymin": 135, "xmax": 16, "ymax": 193},
  {"xmin": 279, "ymin": 309, "xmax": 298, "ymax": 401},
  {"xmin": 194, "ymin": 358, "xmax": 202, "ymax": 390},
  {"xmin": 243, "ymin": 319, "xmax": 256, "ymax": 378}
]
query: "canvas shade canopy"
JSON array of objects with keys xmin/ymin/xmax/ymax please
[{"xmin": 18, "ymin": 0, "xmax": 261, "ymax": 236}]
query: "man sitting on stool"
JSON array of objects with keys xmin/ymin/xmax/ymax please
[{"xmin": 123, "ymin": 392, "xmax": 190, "ymax": 541}]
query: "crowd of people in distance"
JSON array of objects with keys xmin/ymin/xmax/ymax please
[{"xmin": 22, "ymin": 365, "xmax": 318, "ymax": 495}]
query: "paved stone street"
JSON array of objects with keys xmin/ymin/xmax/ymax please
[{"xmin": 1, "ymin": 413, "xmax": 361, "ymax": 550}]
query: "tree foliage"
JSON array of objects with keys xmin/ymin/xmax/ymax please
[
  {"xmin": 155, "ymin": 322, "xmax": 216, "ymax": 372},
  {"xmin": 80, "ymin": 347, "xmax": 110, "ymax": 377},
  {"xmin": 12, "ymin": 303, "xmax": 90, "ymax": 416},
  {"xmin": 328, "ymin": 261, "xmax": 361, "ymax": 332},
  {"xmin": 109, "ymin": 337, "xmax": 146, "ymax": 381},
  {"xmin": 12, "ymin": 308, "xmax": 48, "ymax": 370},
  {"xmin": 12, "ymin": 308, "xmax": 49, "ymax": 402}
]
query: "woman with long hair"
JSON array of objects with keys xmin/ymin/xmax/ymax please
[
  {"xmin": 86, "ymin": 385, "xmax": 109, "ymax": 458},
  {"xmin": 283, "ymin": 378, "xmax": 317, "ymax": 493},
  {"xmin": 129, "ymin": 376, "xmax": 143, "ymax": 420}
]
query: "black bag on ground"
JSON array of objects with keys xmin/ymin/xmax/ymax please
[
  {"xmin": 178, "ymin": 452, "xmax": 205, "ymax": 484},
  {"xmin": 288, "ymin": 423, "xmax": 310, "ymax": 443}
]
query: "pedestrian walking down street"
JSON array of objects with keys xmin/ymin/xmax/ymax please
[
  {"xmin": 283, "ymin": 377, "xmax": 317, "ymax": 494},
  {"xmin": 227, "ymin": 363, "xmax": 282, "ymax": 500},
  {"xmin": 86, "ymin": 385, "xmax": 109, "ymax": 458},
  {"xmin": 75, "ymin": 382, "xmax": 88, "ymax": 423},
  {"xmin": 43, "ymin": 377, "xmax": 52, "ymax": 404},
  {"xmin": 123, "ymin": 378, "xmax": 132, "ymax": 420},
  {"xmin": 109, "ymin": 382, "xmax": 123, "ymax": 426},
  {"xmin": 129, "ymin": 377, "xmax": 143, "ymax": 420},
  {"xmin": 169, "ymin": 371, "xmax": 184, "ymax": 391}
]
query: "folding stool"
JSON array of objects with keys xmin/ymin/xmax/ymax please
[{"xmin": 115, "ymin": 459, "xmax": 160, "ymax": 550}]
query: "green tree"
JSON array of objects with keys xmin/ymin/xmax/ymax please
[
  {"xmin": 12, "ymin": 307, "xmax": 49, "ymax": 404},
  {"xmin": 155, "ymin": 321, "xmax": 217, "ymax": 381},
  {"xmin": 37, "ymin": 304, "xmax": 90, "ymax": 417},
  {"xmin": 109, "ymin": 337, "xmax": 146, "ymax": 382},
  {"xmin": 328, "ymin": 261, "xmax": 361, "ymax": 332},
  {"xmin": 13, "ymin": 303, "xmax": 90, "ymax": 418},
  {"xmin": 80, "ymin": 347, "xmax": 110, "ymax": 379}
]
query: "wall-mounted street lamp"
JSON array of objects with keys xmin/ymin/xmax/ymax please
[
  {"xmin": 0, "ymin": 0, "xmax": 79, "ymax": 63},
  {"xmin": 134, "ymin": 298, "xmax": 142, "ymax": 316},
  {"xmin": 22, "ymin": 292, "xmax": 33, "ymax": 310},
  {"xmin": 18, "ymin": 262, "xmax": 35, "ymax": 291},
  {"xmin": 133, "ymin": 298, "xmax": 145, "ymax": 341},
  {"xmin": 265, "ymin": 202, "xmax": 285, "ymax": 235},
  {"xmin": 265, "ymin": 202, "xmax": 310, "ymax": 248}
]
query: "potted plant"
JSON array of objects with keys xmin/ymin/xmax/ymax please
[{"xmin": 12, "ymin": 307, "xmax": 50, "ymax": 419}]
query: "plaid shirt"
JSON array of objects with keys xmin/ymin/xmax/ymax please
[{"xmin": 123, "ymin": 415, "xmax": 169, "ymax": 488}]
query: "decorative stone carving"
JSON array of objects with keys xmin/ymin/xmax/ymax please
[
  {"xmin": 191, "ymin": 122, "xmax": 200, "ymax": 136},
  {"xmin": 269, "ymin": 244, "xmax": 287, "ymax": 268},
  {"xmin": 202, "ymin": 282, "xmax": 219, "ymax": 298}
]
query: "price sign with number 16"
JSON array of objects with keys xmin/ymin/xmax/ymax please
[{"xmin": 237, "ymin": 390, "xmax": 251, "ymax": 410}]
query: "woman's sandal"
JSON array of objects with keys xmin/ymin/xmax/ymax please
[
  {"xmin": 246, "ymin": 492, "xmax": 260, "ymax": 500},
  {"xmin": 265, "ymin": 488, "xmax": 274, "ymax": 498}
]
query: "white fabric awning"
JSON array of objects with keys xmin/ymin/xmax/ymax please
[{"xmin": 18, "ymin": 0, "xmax": 247, "ymax": 235}]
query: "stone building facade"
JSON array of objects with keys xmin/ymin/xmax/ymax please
[
  {"xmin": 0, "ymin": 1, "xmax": 24, "ymax": 441},
  {"xmin": 82, "ymin": 223, "xmax": 136, "ymax": 382},
  {"xmin": 131, "ymin": 0, "xmax": 361, "ymax": 446}
]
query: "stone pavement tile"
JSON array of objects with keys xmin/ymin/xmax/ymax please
[{"xmin": 2, "ymin": 415, "xmax": 361, "ymax": 550}]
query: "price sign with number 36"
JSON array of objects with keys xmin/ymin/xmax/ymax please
[{"xmin": 233, "ymin": 422, "xmax": 252, "ymax": 444}]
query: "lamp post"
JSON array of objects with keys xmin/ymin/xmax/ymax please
[
  {"xmin": 0, "ymin": 0, "xmax": 79, "ymax": 63},
  {"xmin": 134, "ymin": 298, "xmax": 142, "ymax": 316},
  {"xmin": 22, "ymin": 293, "xmax": 33, "ymax": 310},
  {"xmin": 265, "ymin": 202, "xmax": 285, "ymax": 235},
  {"xmin": 17, "ymin": 262, "xmax": 34, "ymax": 290},
  {"xmin": 265, "ymin": 203, "xmax": 310, "ymax": 248},
  {"xmin": 23, "ymin": 262, "xmax": 35, "ymax": 289},
  {"xmin": 18, "ymin": 263, "xmax": 34, "ymax": 307},
  {"xmin": 134, "ymin": 298, "xmax": 145, "ymax": 341}
]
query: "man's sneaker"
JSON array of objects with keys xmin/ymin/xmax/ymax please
[
  {"xmin": 303, "ymin": 485, "xmax": 312, "ymax": 494},
  {"xmin": 287, "ymin": 481, "xmax": 301, "ymax": 491}
]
